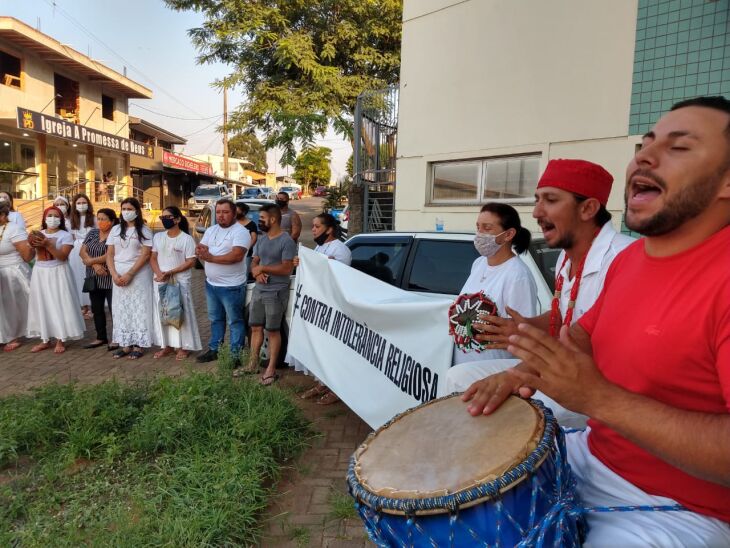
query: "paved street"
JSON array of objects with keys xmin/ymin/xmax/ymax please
[{"xmin": 0, "ymin": 196, "xmax": 373, "ymax": 547}]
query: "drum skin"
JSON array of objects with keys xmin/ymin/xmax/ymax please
[{"xmin": 347, "ymin": 395, "xmax": 585, "ymax": 547}]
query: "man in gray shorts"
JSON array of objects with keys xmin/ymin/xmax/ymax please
[{"xmin": 247, "ymin": 203, "xmax": 297, "ymax": 385}]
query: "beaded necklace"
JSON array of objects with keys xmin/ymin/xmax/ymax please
[{"xmin": 549, "ymin": 229, "xmax": 599, "ymax": 338}]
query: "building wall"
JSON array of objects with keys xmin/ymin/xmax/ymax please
[
  {"xmin": 0, "ymin": 38, "xmax": 129, "ymax": 134},
  {"xmin": 396, "ymin": 0, "xmax": 641, "ymax": 233},
  {"xmin": 629, "ymin": 0, "xmax": 730, "ymax": 135}
]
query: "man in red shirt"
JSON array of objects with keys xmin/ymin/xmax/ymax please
[{"xmin": 463, "ymin": 96, "xmax": 730, "ymax": 545}]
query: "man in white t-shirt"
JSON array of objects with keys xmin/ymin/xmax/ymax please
[
  {"xmin": 450, "ymin": 159, "xmax": 634, "ymax": 426},
  {"xmin": 195, "ymin": 199, "xmax": 251, "ymax": 364}
]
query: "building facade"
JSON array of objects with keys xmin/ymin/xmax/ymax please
[
  {"xmin": 191, "ymin": 153, "xmax": 266, "ymax": 186},
  {"xmin": 0, "ymin": 16, "xmax": 152, "ymax": 223},
  {"xmin": 396, "ymin": 0, "xmax": 730, "ymax": 233}
]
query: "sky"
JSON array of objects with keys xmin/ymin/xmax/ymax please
[{"xmin": 2, "ymin": 0, "xmax": 352, "ymax": 180}]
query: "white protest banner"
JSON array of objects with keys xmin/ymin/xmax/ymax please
[{"xmin": 287, "ymin": 247, "xmax": 454, "ymax": 429}]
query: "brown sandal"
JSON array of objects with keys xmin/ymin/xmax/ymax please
[
  {"xmin": 300, "ymin": 384, "xmax": 329, "ymax": 400},
  {"xmin": 316, "ymin": 390, "xmax": 341, "ymax": 405}
]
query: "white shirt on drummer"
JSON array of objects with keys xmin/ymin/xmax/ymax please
[
  {"xmin": 152, "ymin": 231, "xmax": 196, "ymax": 284},
  {"xmin": 200, "ymin": 223, "xmax": 251, "ymax": 286},
  {"xmin": 108, "ymin": 224, "xmax": 154, "ymax": 274},
  {"xmin": 314, "ymin": 239, "xmax": 352, "ymax": 265},
  {"xmin": 555, "ymin": 222, "xmax": 634, "ymax": 323},
  {"xmin": 34, "ymin": 229, "xmax": 73, "ymax": 268},
  {"xmin": 453, "ymin": 254, "xmax": 537, "ymax": 365}
]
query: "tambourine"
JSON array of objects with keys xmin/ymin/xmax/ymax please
[{"xmin": 448, "ymin": 291, "xmax": 498, "ymax": 352}]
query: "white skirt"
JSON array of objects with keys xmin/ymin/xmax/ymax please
[
  {"xmin": 112, "ymin": 265, "xmax": 160, "ymax": 348},
  {"xmin": 152, "ymin": 279, "xmax": 202, "ymax": 351},
  {"xmin": 0, "ymin": 261, "xmax": 31, "ymax": 343},
  {"xmin": 27, "ymin": 263, "xmax": 85, "ymax": 342},
  {"xmin": 69, "ymin": 240, "xmax": 91, "ymax": 307}
]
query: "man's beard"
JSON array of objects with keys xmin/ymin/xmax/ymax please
[
  {"xmin": 550, "ymin": 232, "xmax": 575, "ymax": 250},
  {"xmin": 624, "ymin": 168, "xmax": 724, "ymax": 236}
]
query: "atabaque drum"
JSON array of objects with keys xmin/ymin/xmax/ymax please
[{"xmin": 347, "ymin": 395, "xmax": 585, "ymax": 547}]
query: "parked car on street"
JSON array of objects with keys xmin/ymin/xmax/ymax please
[
  {"xmin": 314, "ymin": 185, "xmax": 329, "ymax": 197},
  {"xmin": 278, "ymin": 186, "xmax": 301, "ymax": 200},
  {"xmin": 240, "ymin": 186, "xmax": 273, "ymax": 200},
  {"xmin": 187, "ymin": 184, "xmax": 233, "ymax": 215}
]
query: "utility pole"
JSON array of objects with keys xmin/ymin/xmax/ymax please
[{"xmin": 222, "ymin": 86, "xmax": 229, "ymax": 179}]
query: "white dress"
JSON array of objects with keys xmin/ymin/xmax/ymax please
[
  {"xmin": 0, "ymin": 221, "xmax": 31, "ymax": 343},
  {"xmin": 151, "ymin": 231, "xmax": 202, "ymax": 351},
  {"xmin": 108, "ymin": 225, "xmax": 159, "ymax": 348},
  {"xmin": 26, "ymin": 230, "xmax": 85, "ymax": 342},
  {"xmin": 69, "ymin": 216, "xmax": 94, "ymax": 307}
]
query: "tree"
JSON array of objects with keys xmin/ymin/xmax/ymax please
[
  {"xmin": 291, "ymin": 146, "xmax": 332, "ymax": 192},
  {"xmin": 164, "ymin": 0, "xmax": 402, "ymax": 166},
  {"xmin": 227, "ymin": 132, "xmax": 267, "ymax": 173}
]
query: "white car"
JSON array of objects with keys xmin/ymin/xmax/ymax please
[{"xmin": 188, "ymin": 184, "xmax": 233, "ymax": 214}]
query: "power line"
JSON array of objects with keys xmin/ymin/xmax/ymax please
[
  {"xmin": 129, "ymin": 103, "xmax": 224, "ymax": 121},
  {"xmin": 181, "ymin": 116, "xmax": 222, "ymax": 138},
  {"xmin": 42, "ymin": 0, "xmax": 210, "ymax": 120}
]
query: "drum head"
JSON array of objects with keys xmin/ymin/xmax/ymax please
[{"xmin": 353, "ymin": 395, "xmax": 543, "ymax": 499}]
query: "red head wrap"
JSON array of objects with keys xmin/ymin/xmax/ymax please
[{"xmin": 536, "ymin": 159, "xmax": 613, "ymax": 206}]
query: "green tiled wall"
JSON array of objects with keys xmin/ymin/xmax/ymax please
[{"xmin": 630, "ymin": 0, "xmax": 730, "ymax": 135}]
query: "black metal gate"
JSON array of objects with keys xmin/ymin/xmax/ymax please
[{"xmin": 353, "ymin": 85, "xmax": 398, "ymax": 232}]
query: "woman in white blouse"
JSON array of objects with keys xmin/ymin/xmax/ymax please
[
  {"xmin": 68, "ymin": 193, "xmax": 96, "ymax": 318},
  {"xmin": 150, "ymin": 206, "xmax": 201, "ymax": 360},
  {"xmin": 106, "ymin": 197, "xmax": 158, "ymax": 359},
  {"xmin": 0, "ymin": 191, "xmax": 26, "ymax": 230},
  {"xmin": 26, "ymin": 206, "xmax": 85, "ymax": 353},
  {"xmin": 0, "ymin": 201, "xmax": 34, "ymax": 352}
]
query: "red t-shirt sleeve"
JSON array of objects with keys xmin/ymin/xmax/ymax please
[{"xmin": 716, "ymin": 300, "xmax": 730, "ymax": 411}]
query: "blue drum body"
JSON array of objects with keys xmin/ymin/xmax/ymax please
[{"xmin": 347, "ymin": 398, "xmax": 586, "ymax": 547}]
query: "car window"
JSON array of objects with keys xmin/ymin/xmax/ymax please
[
  {"xmin": 349, "ymin": 241, "xmax": 410, "ymax": 287},
  {"xmin": 406, "ymin": 239, "xmax": 479, "ymax": 295},
  {"xmin": 528, "ymin": 239, "xmax": 561, "ymax": 292}
]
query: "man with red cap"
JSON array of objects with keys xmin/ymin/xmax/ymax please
[
  {"xmin": 444, "ymin": 158, "xmax": 634, "ymax": 414},
  {"xmin": 463, "ymin": 97, "xmax": 730, "ymax": 544}
]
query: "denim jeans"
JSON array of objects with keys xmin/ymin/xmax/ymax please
[{"xmin": 205, "ymin": 281, "xmax": 246, "ymax": 353}]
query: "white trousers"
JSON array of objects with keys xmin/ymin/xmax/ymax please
[
  {"xmin": 567, "ymin": 430, "xmax": 730, "ymax": 547},
  {"xmin": 444, "ymin": 358, "xmax": 588, "ymax": 429}
]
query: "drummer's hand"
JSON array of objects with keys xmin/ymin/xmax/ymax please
[
  {"xmin": 473, "ymin": 306, "xmax": 527, "ymax": 349},
  {"xmin": 505, "ymin": 323, "xmax": 614, "ymax": 416},
  {"xmin": 462, "ymin": 367, "xmax": 536, "ymax": 417}
]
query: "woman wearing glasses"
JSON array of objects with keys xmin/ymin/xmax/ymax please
[{"xmin": 150, "ymin": 207, "xmax": 201, "ymax": 360}]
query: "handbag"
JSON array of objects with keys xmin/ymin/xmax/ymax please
[
  {"xmin": 82, "ymin": 275, "xmax": 97, "ymax": 293},
  {"xmin": 158, "ymin": 276, "xmax": 184, "ymax": 329}
]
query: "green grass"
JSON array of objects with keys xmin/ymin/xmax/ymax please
[
  {"xmin": 289, "ymin": 525, "xmax": 311, "ymax": 547},
  {"xmin": 0, "ymin": 370, "xmax": 311, "ymax": 546},
  {"xmin": 328, "ymin": 489, "xmax": 358, "ymax": 521}
]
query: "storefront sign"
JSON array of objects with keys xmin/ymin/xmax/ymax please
[
  {"xmin": 17, "ymin": 107, "xmax": 154, "ymax": 158},
  {"xmin": 162, "ymin": 151, "xmax": 212, "ymax": 175}
]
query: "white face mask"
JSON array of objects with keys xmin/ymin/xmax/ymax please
[
  {"xmin": 76, "ymin": 203, "xmax": 89, "ymax": 213},
  {"xmin": 46, "ymin": 216, "xmax": 61, "ymax": 229},
  {"xmin": 0, "ymin": 196, "xmax": 8, "ymax": 204},
  {"xmin": 474, "ymin": 230, "xmax": 507, "ymax": 258},
  {"xmin": 121, "ymin": 210, "xmax": 137, "ymax": 222},
  {"xmin": 56, "ymin": 204, "xmax": 68, "ymax": 215}
]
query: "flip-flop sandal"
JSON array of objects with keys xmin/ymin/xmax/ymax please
[
  {"xmin": 175, "ymin": 351, "xmax": 190, "ymax": 361},
  {"xmin": 112, "ymin": 349, "xmax": 130, "ymax": 359},
  {"xmin": 154, "ymin": 349, "xmax": 174, "ymax": 359},
  {"xmin": 316, "ymin": 391, "xmax": 341, "ymax": 405},
  {"xmin": 300, "ymin": 384, "xmax": 329, "ymax": 400},
  {"xmin": 260, "ymin": 373, "xmax": 280, "ymax": 386},
  {"xmin": 128, "ymin": 351, "xmax": 144, "ymax": 360}
]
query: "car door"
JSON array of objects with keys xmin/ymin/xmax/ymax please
[
  {"xmin": 346, "ymin": 236, "xmax": 413, "ymax": 288},
  {"xmin": 403, "ymin": 238, "xmax": 479, "ymax": 298}
]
